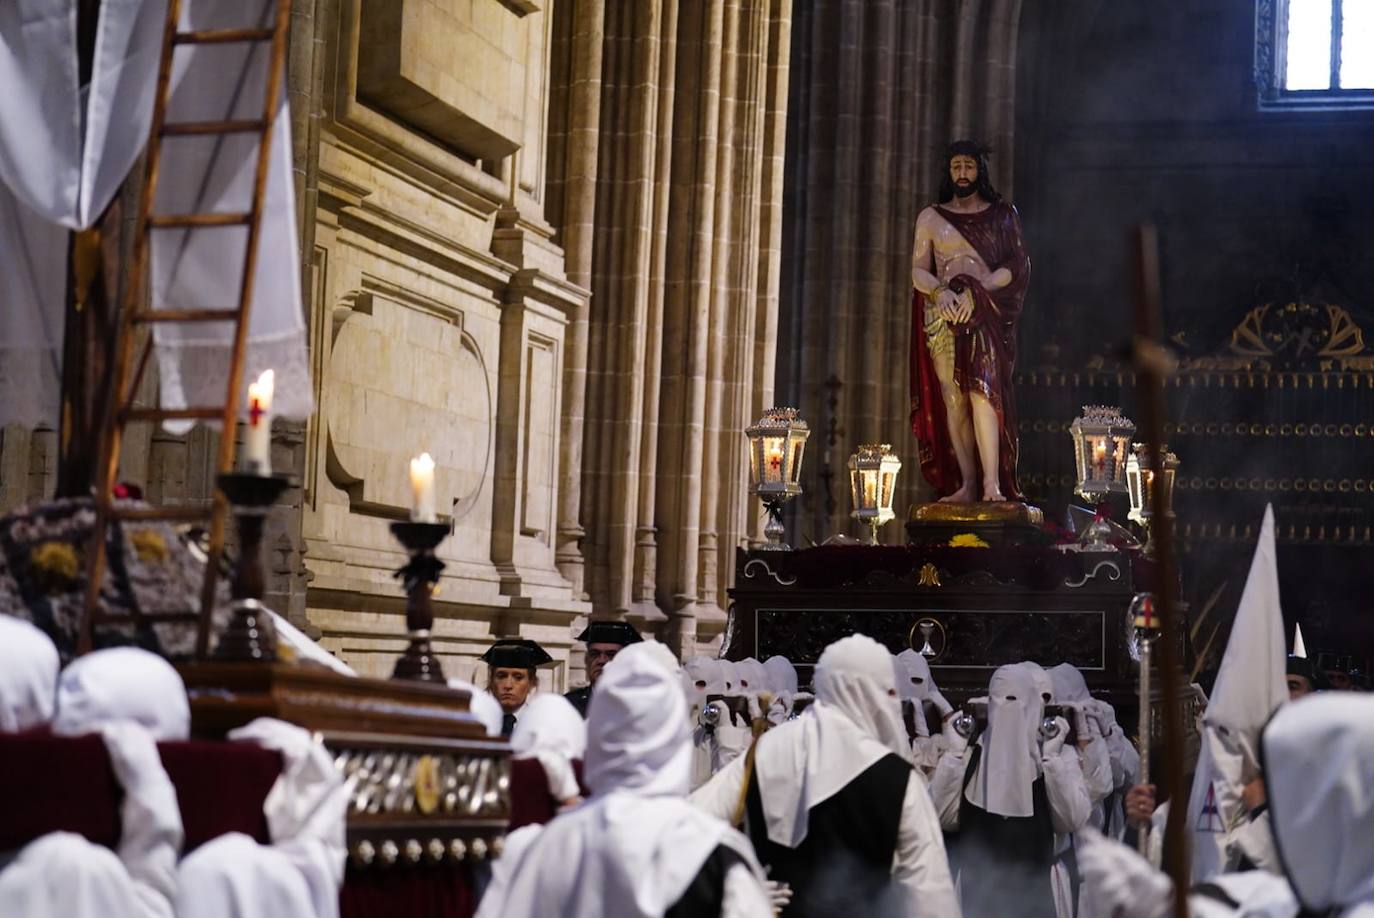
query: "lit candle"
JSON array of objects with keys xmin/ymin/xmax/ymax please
[
  {"xmin": 410, "ymin": 452, "xmax": 436, "ymax": 522},
  {"xmin": 765, "ymin": 441, "xmax": 785, "ymax": 482},
  {"xmin": 243, "ymin": 369, "xmax": 274, "ymax": 476},
  {"xmin": 863, "ymin": 474, "xmax": 876, "ymax": 508},
  {"xmin": 1093, "ymin": 440, "xmax": 1108, "ymax": 474}
]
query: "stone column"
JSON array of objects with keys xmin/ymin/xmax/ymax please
[
  {"xmin": 547, "ymin": 0, "xmax": 605, "ymax": 600},
  {"xmin": 547, "ymin": 0, "xmax": 793, "ymax": 655}
]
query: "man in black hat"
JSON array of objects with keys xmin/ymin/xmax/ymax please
[
  {"xmin": 481, "ymin": 638, "xmax": 553, "ymax": 737},
  {"xmin": 563, "ymin": 620, "xmax": 642, "ymax": 718},
  {"xmin": 1286, "ymin": 654, "xmax": 1327, "ymax": 700}
]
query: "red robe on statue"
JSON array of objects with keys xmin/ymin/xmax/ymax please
[{"xmin": 909, "ymin": 201, "xmax": 1030, "ymax": 501}]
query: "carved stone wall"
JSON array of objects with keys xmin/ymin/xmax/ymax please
[{"xmin": 303, "ymin": 0, "xmax": 589, "ymax": 681}]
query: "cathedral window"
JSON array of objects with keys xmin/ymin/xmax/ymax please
[{"xmin": 1256, "ymin": 0, "xmax": 1374, "ymax": 109}]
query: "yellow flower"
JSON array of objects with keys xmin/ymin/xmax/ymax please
[
  {"xmin": 949, "ymin": 533, "xmax": 990, "ymax": 548},
  {"xmin": 129, "ymin": 528, "xmax": 170, "ymax": 563},
  {"xmin": 31, "ymin": 541, "xmax": 81, "ymax": 591}
]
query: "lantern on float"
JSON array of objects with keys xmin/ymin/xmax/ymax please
[
  {"xmin": 848, "ymin": 444, "xmax": 902, "ymax": 544},
  {"xmin": 1068, "ymin": 406, "xmax": 1136, "ymax": 551},
  {"xmin": 1126, "ymin": 443, "xmax": 1179, "ymax": 557},
  {"xmin": 745, "ymin": 408, "xmax": 810, "ymax": 550}
]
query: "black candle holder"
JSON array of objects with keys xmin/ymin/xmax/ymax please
[
  {"xmin": 212, "ymin": 472, "xmax": 293, "ymax": 662},
  {"xmin": 390, "ymin": 521, "xmax": 450, "ymax": 683}
]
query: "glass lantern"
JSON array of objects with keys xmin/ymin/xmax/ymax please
[
  {"xmin": 1126, "ymin": 443, "xmax": 1179, "ymax": 557},
  {"xmin": 1068, "ymin": 407, "xmax": 1136, "ymax": 552},
  {"xmin": 745, "ymin": 408, "xmax": 810, "ymax": 549},
  {"xmin": 1069, "ymin": 406, "xmax": 1135, "ymax": 500},
  {"xmin": 848, "ymin": 444, "xmax": 902, "ymax": 544}
]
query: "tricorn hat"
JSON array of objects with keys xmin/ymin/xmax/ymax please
[
  {"xmin": 575, "ymin": 620, "xmax": 643, "ymax": 647},
  {"xmin": 480, "ymin": 638, "xmax": 553, "ymax": 669}
]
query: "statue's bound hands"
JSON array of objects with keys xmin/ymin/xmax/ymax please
[{"xmin": 935, "ymin": 286, "xmax": 959, "ymax": 320}]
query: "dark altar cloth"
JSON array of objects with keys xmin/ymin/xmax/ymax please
[
  {"xmin": 340, "ymin": 861, "xmax": 477, "ymax": 918},
  {"xmin": 0, "ymin": 730, "xmax": 278, "ymax": 853},
  {"xmin": 758, "ymin": 544, "xmax": 1109, "ymax": 593},
  {"xmin": 508, "ymin": 756, "xmax": 589, "ymax": 831}
]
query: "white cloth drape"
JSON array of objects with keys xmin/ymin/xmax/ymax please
[{"xmin": 0, "ymin": 0, "xmax": 312, "ymax": 430}]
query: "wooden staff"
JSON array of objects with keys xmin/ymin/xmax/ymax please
[
  {"xmin": 1136, "ymin": 625, "xmax": 1152, "ymax": 855},
  {"xmin": 1131, "ymin": 225, "xmax": 1190, "ymax": 914}
]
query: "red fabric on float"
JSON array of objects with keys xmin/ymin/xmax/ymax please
[
  {"xmin": 0, "ymin": 731, "xmax": 278, "ymax": 852},
  {"xmin": 0, "ymin": 731, "xmax": 481, "ymax": 916}
]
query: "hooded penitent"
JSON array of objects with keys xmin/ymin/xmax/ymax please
[
  {"xmin": 0, "ymin": 615, "xmax": 59, "ymax": 732},
  {"xmin": 896, "ymin": 649, "xmax": 953, "ymax": 737},
  {"xmin": 510, "ymin": 693, "xmax": 588, "ymax": 803},
  {"xmin": 1186, "ymin": 505, "xmax": 1287, "ymax": 881},
  {"xmin": 967, "ymin": 664, "xmax": 1042, "ymax": 818},
  {"xmin": 1264, "ymin": 693, "xmax": 1374, "ymax": 916},
  {"xmin": 763, "ymin": 655, "xmax": 799, "ymax": 695},
  {"xmin": 479, "ymin": 643, "xmax": 767, "ymax": 918},
  {"xmin": 682, "ymin": 657, "xmax": 719, "ymax": 710},
  {"xmin": 735, "ymin": 658, "xmax": 768, "ymax": 694},
  {"xmin": 51, "ymin": 647, "xmax": 189, "ymax": 918},
  {"xmin": 171, "ymin": 718, "xmax": 349, "ymax": 918},
  {"xmin": 752, "ymin": 634, "xmax": 910, "ymax": 847}
]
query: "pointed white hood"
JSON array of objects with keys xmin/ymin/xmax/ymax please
[
  {"xmin": 1264, "ymin": 693, "xmax": 1374, "ymax": 915},
  {"xmin": 967, "ymin": 664, "xmax": 1042, "ymax": 818},
  {"xmin": 1186, "ymin": 505, "xmax": 1288, "ymax": 880},
  {"xmin": 753, "ymin": 634, "xmax": 910, "ymax": 847}
]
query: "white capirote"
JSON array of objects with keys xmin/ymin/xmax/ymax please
[
  {"xmin": 0, "ymin": 615, "xmax": 59, "ymax": 732},
  {"xmin": 510, "ymin": 693, "xmax": 588, "ymax": 803}
]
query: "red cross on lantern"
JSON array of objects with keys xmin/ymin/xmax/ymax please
[
  {"xmin": 769, "ymin": 453, "xmax": 782, "ymax": 473},
  {"xmin": 249, "ymin": 397, "xmax": 265, "ymax": 426}
]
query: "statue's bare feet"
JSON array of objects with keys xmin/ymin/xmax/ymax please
[
  {"xmin": 939, "ymin": 484, "xmax": 977, "ymax": 503},
  {"xmin": 980, "ymin": 484, "xmax": 1005, "ymax": 502}
]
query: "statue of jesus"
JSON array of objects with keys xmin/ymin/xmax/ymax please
[{"xmin": 909, "ymin": 141, "xmax": 1030, "ymax": 503}]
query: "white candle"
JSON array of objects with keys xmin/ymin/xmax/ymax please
[
  {"xmin": 410, "ymin": 452, "xmax": 436, "ymax": 522},
  {"xmin": 243, "ymin": 369, "xmax": 274, "ymax": 476}
]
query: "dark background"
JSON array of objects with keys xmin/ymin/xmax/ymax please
[{"xmin": 1013, "ymin": 0, "xmax": 1374, "ymax": 676}]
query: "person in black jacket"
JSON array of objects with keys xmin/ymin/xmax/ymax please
[{"xmin": 564, "ymin": 620, "xmax": 642, "ymax": 718}]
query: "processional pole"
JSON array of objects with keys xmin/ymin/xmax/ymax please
[{"xmin": 1130, "ymin": 224, "xmax": 1190, "ymax": 914}]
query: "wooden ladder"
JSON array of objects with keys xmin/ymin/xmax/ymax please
[{"xmin": 79, "ymin": 0, "xmax": 294, "ymax": 657}]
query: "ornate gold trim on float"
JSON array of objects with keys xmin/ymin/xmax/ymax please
[{"xmin": 910, "ymin": 501, "xmax": 1044, "ymax": 525}]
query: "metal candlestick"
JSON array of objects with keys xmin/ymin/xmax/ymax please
[
  {"xmin": 213, "ymin": 472, "xmax": 293, "ymax": 661},
  {"xmin": 390, "ymin": 521, "xmax": 450, "ymax": 683}
]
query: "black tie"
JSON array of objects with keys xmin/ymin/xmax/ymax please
[{"xmin": 501, "ymin": 712, "xmax": 517, "ymax": 737}]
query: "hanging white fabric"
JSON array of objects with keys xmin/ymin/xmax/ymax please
[
  {"xmin": 0, "ymin": 0, "xmax": 313, "ymax": 431},
  {"xmin": 0, "ymin": 0, "xmax": 166, "ymax": 428},
  {"xmin": 150, "ymin": 0, "xmax": 311, "ymax": 432}
]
